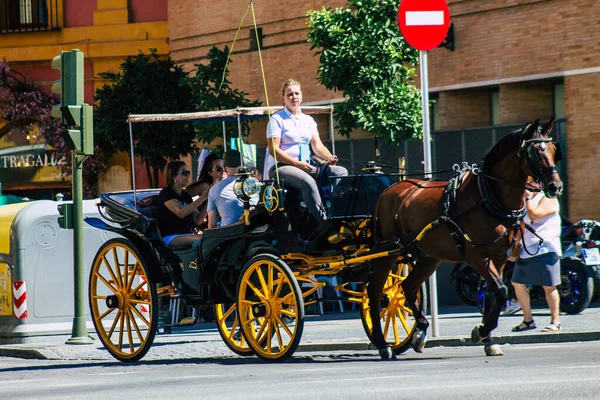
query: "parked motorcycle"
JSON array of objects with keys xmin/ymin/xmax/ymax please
[
  {"xmin": 452, "ymin": 219, "xmax": 599, "ymax": 314},
  {"xmin": 450, "ymin": 263, "xmax": 480, "ymax": 307},
  {"xmin": 562, "ymin": 219, "xmax": 600, "ymax": 299},
  {"xmin": 477, "ymin": 256, "xmax": 593, "ymax": 315}
]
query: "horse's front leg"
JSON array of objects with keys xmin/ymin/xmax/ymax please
[
  {"xmin": 471, "ymin": 258, "xmax": 507, "ymax": 356},
  {"xmin": 367, "ymin": 256, "xmax": 396, "ymax": 360}
]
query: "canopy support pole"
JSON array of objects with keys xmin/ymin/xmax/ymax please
[
  {"xmin": 329, "ymin": 104, "xmax": 335, "ymax": 155},
  {"xmin": 237, "ymin": 113, "xmax": 243, "ymax": 163},
  {"xmin": 129, "ymin": 121, "xmax": 137, "ymax": 205},
  {"xmin": 222, "ymin": 121, "xmax": 227, "ymax": 151}
]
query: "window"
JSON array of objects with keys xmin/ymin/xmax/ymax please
[
  {"xmin": 489, "ymin": 87, "xmax": 500, "ymax": 126},
  {"xmin": 1, "ymin": 0, "xmax": 54, "ymax": 33}
]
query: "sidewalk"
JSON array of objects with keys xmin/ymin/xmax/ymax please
[{"xmin": 1, "ymin": 303, "xmax": 599, "ymax": 361}]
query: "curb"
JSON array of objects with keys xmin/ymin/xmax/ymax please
[
  {"xmin": 3, "ymin": 331, "xmax": 600, "ymax": 360},
  {"xmin": 297, "ymin": 330, "xmax": 600, "ymax": 353},
  {"xmin": 0, "ymin": 347, "xmax": 52, "ymax": 360}
]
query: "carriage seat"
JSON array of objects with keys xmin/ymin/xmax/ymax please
[{"xmin": 135, "ymin": 194, "xmax": 159, "ymax": 218}]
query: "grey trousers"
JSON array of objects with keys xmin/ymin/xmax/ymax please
[{"xmin": 269, "ymin": 164, "xmax": 348, "ymax": 221}]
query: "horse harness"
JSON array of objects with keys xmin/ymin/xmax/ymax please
[
  {"xmin": 411, "ymin": 135, "xmax": 557, "ymax": 256},
  {"xmin": 410, "ymin": 163, "xmax": 528, "ymax": 258}
]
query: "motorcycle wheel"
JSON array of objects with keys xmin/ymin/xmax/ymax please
[
  {"xmin": 455, "ymin": 265, "xmax": 479, "ymax": 307},
  {"xmin": 559, "ymin": 257, "xmax": 594, "ymax": 315}
]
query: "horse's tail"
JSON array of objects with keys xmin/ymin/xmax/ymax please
[
  {"xmin": 371, "ymin": 194, "xmax": 383, "ymax": 244},
  {"xmin": 371, "ymin": 181, "xmax": 398, "ymax": 244}
]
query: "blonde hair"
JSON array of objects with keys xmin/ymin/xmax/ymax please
[{"xmin": 280, "ymin": 78, "xmax": 301, "ymax": 97}]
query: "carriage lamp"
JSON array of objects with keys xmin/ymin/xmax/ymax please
[
  {"xmin": 362, "ymin": 161, "xmax": 382, "ymax": 174},
  {"xmin": 233, "ymin": 168, "xmax": 261, "ymax": 225}
]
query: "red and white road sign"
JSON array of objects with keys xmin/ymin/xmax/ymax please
[{"xmin": 398, "ymin": 0, "xmax": 451, "ymax": 51}]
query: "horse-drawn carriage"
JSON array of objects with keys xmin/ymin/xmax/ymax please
[
  {"xmin": 87, "ymin": 108, "xmax": 563, "ymax": 362},
  {"xmin": 86, "ymin": 106, "xmax": 426, "ymax": 362}
]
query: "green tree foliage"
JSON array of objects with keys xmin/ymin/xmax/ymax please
[
  {"xmin": 307, "ymin": 0, "xmax": 422, "ymax": 144},
  {"xmin": 94, "ymin": 49, "xmax": 196, "ymax": 187},
  {"xmin": 0, "ymin": 59, "xmax": 105, "ymax": 198},
  {"xmin": 185, "ymin": 46, "xmax": 261, "ymax": 144}
]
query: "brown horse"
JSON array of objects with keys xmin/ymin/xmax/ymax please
[{"xmin": 369, "ymin": 119, "xmax": 563, "ymax": 359}]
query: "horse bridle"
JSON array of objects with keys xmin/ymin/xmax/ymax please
[{"xmin": 518, "ymin": 137, "xmax": 562, "ymax": 183}]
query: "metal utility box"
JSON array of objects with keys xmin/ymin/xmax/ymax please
[{"xmin": 0, "ymin": 199, "xmax": 120, "ymax": 343}]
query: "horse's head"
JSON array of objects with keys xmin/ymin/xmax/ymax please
[{"xmin": 519, "ymin": 118, "xmax": 563, "ymax": 198}]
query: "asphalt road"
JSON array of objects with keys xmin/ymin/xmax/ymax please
[{"xmin": 1, "ymin": 340, "xmax": 599, "ymax": 399}]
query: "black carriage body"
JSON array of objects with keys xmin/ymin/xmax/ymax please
[
  {"xmin": 94, "ymin": 190, "xmax": 294, "ymax": 306},
  {"xmin": 92, "ymin": 171, "xmax": 395, "ymax": 307}
]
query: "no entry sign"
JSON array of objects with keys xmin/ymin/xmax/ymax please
[{"xmin": 398, "ymin": 0, "xmax": 451, "ymax": 51}]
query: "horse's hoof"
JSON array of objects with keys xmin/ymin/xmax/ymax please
[
  {"xmin": 379, "ymin": 347, "xmax": 397, "ymax": 360},
  {"xmin": 411, "ymin": 329, "xmax": 427, "ymax": 353},
  {"xmin": 471, "ymin": 324, "xmax": 484, "ymax": 344},
  {"xmin": 484, "ymin": 343, "xmax": 504, "ymax": 356}
]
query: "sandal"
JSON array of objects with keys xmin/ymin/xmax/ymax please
[
  {"xmin": 541, "ymin": 323, "xmax": 561, "ymax": 332},
  {"xmin": 512, "ymin": 320, "xmax": 536, "ymax": 332}
]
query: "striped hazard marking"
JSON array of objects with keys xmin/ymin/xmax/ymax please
[{"xmin": 13, "ymin": 281, "xmax": 27, "ymax": 319}]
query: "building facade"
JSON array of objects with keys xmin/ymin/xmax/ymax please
[
  {"xmin": 168, "ymin": 0, "xmax": 599, "ymax": 221},
  {"xmin": 0, "ymin": 0, "xmax": 169, "ymax": 198}
]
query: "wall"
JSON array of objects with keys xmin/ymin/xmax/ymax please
[
  {"xmin": 431, "ymin": 0, "xmax": 600, "ymax": 87},
  {"xmin": 129, "ymin": 0, "xmax": 168, "ymax": 23},
  {"xmin": 499, "ymin": 82, "xmax": 554, "ymax": 125},
  {"xmin": 563, "ymin": 73, "xmax": 600, "ymax": 220},
  {"xmin": 438, "ymin": 89, "xmax": 490, "ymax": 130},
  {"xmin": 64, "ymin": 0, "xmax": 96, "ymax": 27}
]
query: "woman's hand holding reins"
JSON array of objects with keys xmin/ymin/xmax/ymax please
[{"xmin": 294, "ymin": 160, "xmax": 313, "ymax": 173}]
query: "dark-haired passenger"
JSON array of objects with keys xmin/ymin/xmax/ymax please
[
  {"xmin": 185, "ymin": 153, "xmax": 226, "ymax": 230},
  {"xmin": 156, "ymin": 161, "xmax": 204, "ymax": 248}
]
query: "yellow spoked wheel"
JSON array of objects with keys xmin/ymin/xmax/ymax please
[
  {"xmin": 214, "ymin": 303, "xmax": 254, "ymax": 356},
  {"xmin": 237, "ymin": 254, "xmax": 304, "ymax": 362},
  {"xmin": 360, "ymin": 263, "xmax": 427, "ymax": 355},
  {"xmin": 89, "ymin": 238, "xmax": 157, "ymax": 362}
]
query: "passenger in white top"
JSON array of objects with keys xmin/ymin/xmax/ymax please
[{"xmin": 266, "ymin": 78, "xmax": 348, "ymax": 222}]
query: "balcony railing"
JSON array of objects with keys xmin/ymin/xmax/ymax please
[{"xmin": 1, "ymin": 0, "xmax": 60, "ymax": 34}]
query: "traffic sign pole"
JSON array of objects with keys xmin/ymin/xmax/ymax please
[
  {"xmin": 399, "ymin": 0, "xmax": 451, "ymax": 339},
  {"xmin": 419, "ymin": 49, "xmax": 439, "ymax": 337},
  {"xmin": 420, "ymin": 51, "xmax": 432, "ymax": 180}
]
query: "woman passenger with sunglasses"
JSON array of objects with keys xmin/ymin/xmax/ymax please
[
  {"xmin": 184, "ymin": 153, "xmax": 226, "ymax": 230},
  {"xmin": 156, "ymin": 160, "xmax": 205, "ymax": 248}
]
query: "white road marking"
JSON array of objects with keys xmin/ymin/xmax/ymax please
[
  {"xmin": 0, "ymin": 379, "xmax": 49, "ymax": 385},
  {"xmin": 370, "ymin": 376, "xmax": 600, "ymax": 393},
  {"xmin": 405, "ymin": 11, "xmax": 444, "ymax": 26}
]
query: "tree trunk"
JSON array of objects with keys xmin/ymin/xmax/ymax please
[
  {"xmin": 373, "ymin": 137, "xmax": 380, "ymax": 164},
  {"xmin": 153, "ymin": 167, "xmax": 159, "ymax": 189},
  {"xmin": 145, "ymin": 164, "xmax": 153, "ymax": 188}
]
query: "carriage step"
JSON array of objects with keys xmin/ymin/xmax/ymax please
[{"xmin": 176, "ymin": 316, "xmax": 197, "ymax": 326}]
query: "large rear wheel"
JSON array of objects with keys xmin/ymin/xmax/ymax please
[
  {"xmin": 237, "ymin": 254, "xmax": 304, "ymax": 362},
  {"xmin": 89, "ymin": 238, "xmax": 157, "ymax": 362},
  {"xmin": 360, "ymin": 262, "xmax": 427, "ymax": 355}
]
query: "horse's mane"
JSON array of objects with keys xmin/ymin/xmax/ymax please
[{"xmin": 481, "ymin": 128, "xmax": 523, "ymax": 171}]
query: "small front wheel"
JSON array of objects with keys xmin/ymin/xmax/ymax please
[
  {"xmin": 89, "ymin": 238, "xmax": 157, "ymax": 362},
  {"xmin": 237, "ymin": 254, "xmax": 304, "ymax": 362},
  {"xmin": 214, "ymin": 303, "xmax": 254, "ymax": 356},
  {"xmin": 360, "ymin": 262, "xmax": 427, "ymax": 355}
]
